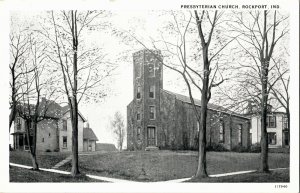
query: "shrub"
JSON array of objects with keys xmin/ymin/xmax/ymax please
[
  {"xmin": 231, "ymin": 145, "xmax": 249, "ymax": 153},
  {"xmin": 206, "ymin": 143, "xmax": 228, "ymax": 152},
  {"xmin": 53, "ymin": 148, "xmax": 59, "ymax": 152},
  {"xmin": 249, "ymin": 143, "xmax": 261, "ymax": 153}
]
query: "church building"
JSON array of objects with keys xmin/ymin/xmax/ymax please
[{"xmin": 127, "ymin": 49, "xmax": 251, "ymax": 151}]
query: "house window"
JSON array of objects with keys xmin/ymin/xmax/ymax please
[
  {"xmin": 137, "ymin": 86, "xmax": 141, "ymax": 99},
  {"xmin": 149, "ymin": 85, "xmax": 155, "ymax": 98},
  {"xmin": 63, "ymin": 136, "xmax": 67, "ymax": 148},
  {"xmin": 219, "ymin": 121, "xmax": 224, "ymax": 143},
  {"xmin": 42, "ymin": 138, "xmax": 44, "ymax": 142},
  {"xmin": 137, "ymin": 113, "xmax": 140, "ymax": 121},
  {"xmin": 268, "ymin": 132, "xmax": 277, "ymax": 145},
  {"xmin": 149, "ymin": 63, "xmax": 155, "ymax": 77},
  {"xmin": 266, "ymin": 115, "xmax": 276, "ymax": 128},
  {"xmin": 149, "ymin": 106, "xmax": 155, "ymax": 120},
  {"xmin": 137, "ymin": 127, "xmax": 141, "ymax": 140},
  {"xmin": 238, "ymin": 124, "xmax": 242, "ymax": 145},
  {"xmin": 16, "ymin": 117, "xmax": 21, "ymax": 130},
  {"xmin": 283, "ymin": 116, "xmax": 288, "ymax": 129},
  {"xmin": 49, "ymin": 133, "xmax": 51, "ymax": 137},
  {"xmin": 63, "ymin": 120, "xmax": 67, "ymax": 130}
]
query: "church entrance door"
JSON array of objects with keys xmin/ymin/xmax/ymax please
[{"xmin": 147, "ymin": 127, "xmax": 156, "ymax": 146}]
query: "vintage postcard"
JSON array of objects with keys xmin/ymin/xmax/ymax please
[{"xmin": 0, "ymin": 0, "xmax": 299, "ymax": 192}]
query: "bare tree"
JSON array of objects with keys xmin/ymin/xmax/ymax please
[
  {"xmin": 36, "ymin": 10, "xmax": 115, "ymax": 176},
  {"xmin": 16, "ymin": 33, "xmax": 56, "ymax": 170},
  {"xmin": 225, "ymin": 10, "xmax": 289, "ymax": 172},
  {"xmin": 270, "ymin": 57, "xmax": 290, "ymax": 129},
  {"xmin": 9, "ymin": 30, "xmax": 31, "ymax": 130},
  {"xmin": 123, "ymin": 10, "xmax": 236, "ymax": 178},
  {"xmin": 110, "ymin": 111, "xmax": 125, "ymax": 151}
]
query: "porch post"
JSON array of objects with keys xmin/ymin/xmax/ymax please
[
  {"xmin": 23, "ymin": 133, "xmax": 25, "ymax": 150},
  {"xmin": 16, "ymin": 135, "xmax": 19, "ymax": 150}
]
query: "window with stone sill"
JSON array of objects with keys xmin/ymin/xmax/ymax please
[
  {"xmin": 149, "ymin": 106, "xmax": 155, "ymax": 120},
  {"xmin": 219, "ymin": 121, "xmax": 224, "ymax": 143},
  {"xmin": 63, "ymin": 136, "xmax": 67, "ymax": 148},
  {"xmin": 149, "ymin": 85, "xmax": 155, "ymax": 98},
  {"xmin": 137, "ymin": 113, "xmax": 140, "ymax": 121},
  {"xmin": 238, "ymin": 124, "xmax": 242, "ymax": 145},
  {"xmin": 137, "ymin": 86, "xmax": 141, "ymax": 99}
]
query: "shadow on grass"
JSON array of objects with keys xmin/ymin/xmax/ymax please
[
  {"xmin": 186, "ymin": 170, "xmax": 289, "ymax": 183},
  {"xmin": 10, "ymin": 166, "xmax": 105, "ymax": 182}
]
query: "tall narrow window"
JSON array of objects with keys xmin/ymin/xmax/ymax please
[
  {"xmin": 149, "ymin": 63, "xmax": 155, "ymax": 77},
  {"xmin": 197, "ymin": 121, "xmax": 200, "ymax": 132},
  {"xmin": 16, "ymin": 117, "xmax": 21, "ymax": 130},
  {"xmin": 137, "ymin": 86, "xmax": 141, "ymax": 99},
  {"xmin": 137, "ymin": 127, "xmax": 141, "ymax": 140},
  {"xmin": 267, "ymin": 115, "xmax": 276, "ymax": 128},
  {"xmin": 149, "ymin": 85, "xmax": 155, "ymax": 98},
  {"xmin": 219, "ymin": 121, "xmax": 224, "ymax": 143},
  {"xmin": 63, "ymin": 136, "xmax": 67, "ymax": 148},
  {"xmin": 149, "ymin": 106, "xmax": 155, "ymax": 120},
  {"xmin": 238, "ymin": 124, "xmax": 242, "ymax": 145},
  {"xmin": 63, "ymin": 120, "xmax": 67, "ymax": 131},
  {"xmin": 137, "ymin": 112, "xmax": 140, "ymax": 121}
]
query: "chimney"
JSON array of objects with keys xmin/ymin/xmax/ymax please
[{"xmin": 84, "ymin": 122, "xmax": 90, "ymax": 128}]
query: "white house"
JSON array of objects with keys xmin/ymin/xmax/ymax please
[
  {"xmin": 11, "ymin": 98, "xmax": 98, "ymax": 152},
  {"xmin": 250, "ymin": 112, "xmax": 289, "ymax": 148}
]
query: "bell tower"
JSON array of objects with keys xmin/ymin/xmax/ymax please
[{"xmin": 132, "ymin": 49, "xmax": 163, "ymax": 149}]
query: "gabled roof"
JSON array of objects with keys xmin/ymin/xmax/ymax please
[
  {"xmin": 83, "ymin": 127, "xmax": 98, "ymax": 141},
  {"xmin": 162, "ymin": 89, "xmax": 249, "ymax": 119},
  {"xmin": 16, "ymin": 99, "xmax": 62, "ymax": 119},
  {"xmin": 61, "ymin": 105, "xmax": 87, "ymax": 122}
]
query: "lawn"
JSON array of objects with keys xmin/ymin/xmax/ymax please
[
  {"xmin": 187, "ymin": 169, "xmax": 290, "ymax": 182},
  {"xmin": 10, "ymin": 150, "xmax": 70, "ymax": 168},
  {"xmin": 61, "ymin": 151, "xmax": 289, "ymax": 182},
  {"xmin": 9, "ymin": 166, "xmax": 104, "ymax": 182},
  {"xmin": 10, "ymin": 150, "xmax": 289, "ymax": 182}
]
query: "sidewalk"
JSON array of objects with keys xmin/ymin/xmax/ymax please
[{"xmin": 9, "ymin": 163, "xmax": 289, "ymax": 183}]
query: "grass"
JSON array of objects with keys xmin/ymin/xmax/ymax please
[
  {"xmin": 10, "ymin": 150, "xmax": 290, "ymax": 182},
  {"xmin": 187, "ymin": 169, "xmax": 290, "ymax": 182},
  {"xmin": 9, "ymin": 150, "xmax": 70, "ymax": 169},
  {"xmin": 9, "ymin": 166, "xmax": 104, "ymax": 182},
  {"xmin": 60, "ymin": 151, "xmax": 289, "ymax": 182}
]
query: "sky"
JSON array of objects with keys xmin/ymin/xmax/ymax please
[
  {"xmin": 7, "ymin": 9, "xmax": 291, "ymax": 149},
  {"xmin": 8, "ymin": 10, "xmax": 190, "ymax": 148}
]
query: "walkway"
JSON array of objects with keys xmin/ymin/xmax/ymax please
[
  {"xmin": 52, "ymin": 155, "xmax": 72, "ymax": 169},
  {"xmin": 9, "ymin": 163, "xmax": 289, "ymax": 183}
]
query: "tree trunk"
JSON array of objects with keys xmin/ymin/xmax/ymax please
[
  {"xmin": 25, "ymin": 120, "xmax": 39, "ymax": 170},
  {"xmin": 70, "ymin": 96, "xmax": 80, "ymax": 176},
  {"xmin": 9, "ymin": 105, "xmax": 16, "ymax": 131},
  {"xmin": 260, "ymin": 60, "xmax": 269, "ymax": 172},
  {"xmin": 195, "ymin": 48, "xmax": 209, "ymax": 178}
]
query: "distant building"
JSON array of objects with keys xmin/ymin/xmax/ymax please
[
  {"xmin": 127, "ymin": 50, "xmax": 251, "ymax": 151},
  {"xmin": 11, "ymin": 98, "xmax": 98, "ymax": 152},
  {"xmin": 96, "ymin": 143, "xmax": 117, "ymax": 152},
  {"xmin": 247, "ymin": 103, "xmax": 289, "ymax": 148}
]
